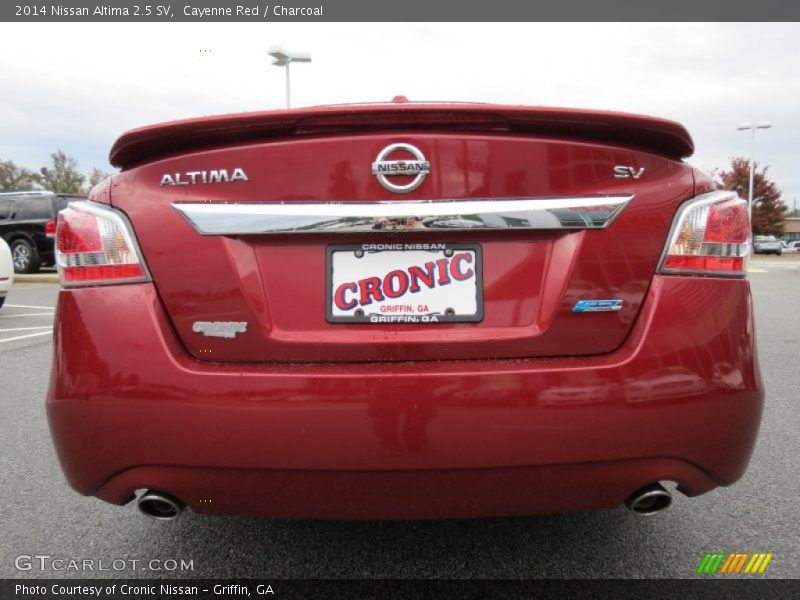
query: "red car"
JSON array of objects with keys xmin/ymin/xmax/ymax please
[{"xmin": 46, "ymin": 102, "xmax": 764, "ymax": 520}]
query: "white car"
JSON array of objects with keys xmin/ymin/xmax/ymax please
[
  {"xmin": 0, "ymin": 237, "xmax": 14, "ymax": 308},
  {"xmin": 752, "ymin": 235, "xmax": 783, "ymax": 255},
  {"xmin": 784, "ymin": 241, "xmax": 800, "ymax": 254}
]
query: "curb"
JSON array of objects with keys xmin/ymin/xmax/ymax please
[{"xmin": 14, "ymin": 273, "xmax": 59, "ymax": 284}]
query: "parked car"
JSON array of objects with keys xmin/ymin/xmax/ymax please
[
  {"xmin": 0, "ymin": 237, "xmax": 13, "ymax": 308},
  {"xmin": 783, "ymin": 241, "xmax": 800, "ymax": 254},
  {"xmin": 46, "ymin": 102, "xmax": 764, "ymax": 520},
  {"xmin": 752, "ymin": 235, "xmax": 782, "ymax": 255},
  {"xmin": 0, "ymin": 191, "xmax": 83, "ymax": 273}
]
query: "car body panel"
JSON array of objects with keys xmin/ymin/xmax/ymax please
[
  {"xmin": 47, "ymin": 275, "xmax": 763, "ymax": 517},
  {"xmin": 109, "ymin": 103, "xmax": 694, "ymax": 168},
  {"xmin": 93, "ymin": 460, "xmax": 718, "ymax": 519},
  {"xmin": 46, "ymin": 103, "xmax": 765, "ymax": 519},
  {"xmin": 0, "ymin": 237, "xmax": 14, "ymax": 301},
  {"xmin": 110, "ymin": 133, "xmax": 693, "ymax": 363}
]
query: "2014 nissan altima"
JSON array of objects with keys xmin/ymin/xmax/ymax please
[{"xmin": 46, "ymin": 102, "xmax": 764, "ymax": 520}]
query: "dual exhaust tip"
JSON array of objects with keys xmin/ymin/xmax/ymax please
[
  {"xmin": 137, "ymin": 491, "xmax": 185, "ymax": 521},
  {"xmin": 136, "ymin": 484, "xmax": 672, "ymax": 520}
]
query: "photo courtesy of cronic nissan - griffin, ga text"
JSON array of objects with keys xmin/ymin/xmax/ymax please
[{"xmin": 45, "ymin": 101, "xmax": 764, "ymax": 520}]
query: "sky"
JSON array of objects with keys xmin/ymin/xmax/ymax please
[{"xmin": 0, "ymin": 22, "xmax": 798, "ymax": 206}]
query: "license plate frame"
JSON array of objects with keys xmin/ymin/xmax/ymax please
[{"xmin": 326, "ymin": 243, "xmax": 483, "ymax": 324}]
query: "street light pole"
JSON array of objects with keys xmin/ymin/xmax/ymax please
[
  {"xmin": 285, "ymin": 61, "xmax": 291, "ymax": 108},
  {"xmin": 736, "ymin": 121, "xmax": 772, "ymax": 224},
  {"xmin": 268, "ymin": 45, "xmax": 311, "ymax": 109}
]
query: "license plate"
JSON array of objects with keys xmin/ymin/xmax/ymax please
[{"xmin": 326, "ymin": 243, "xmax": 483, "ymax": 324}]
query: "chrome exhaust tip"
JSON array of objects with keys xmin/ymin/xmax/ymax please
[
  {"xmin": 137, "ymin": 491, "xmax": 185, "ymax": 521},
  {"xmin": 625, "ymin": 483, "xmax": 672, "ymax": 516}
]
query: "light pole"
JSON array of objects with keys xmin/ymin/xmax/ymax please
[
  {"xmin": 736, "ymin": 121, "xmax": 772, "ymax": 223},
  {"xmin": 268, "ymin": 45, "xmax": 311, "ymax": 109}
]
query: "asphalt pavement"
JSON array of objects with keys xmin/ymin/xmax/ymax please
[{"xmin": 0, "ymin": 261, "xmax": 798, "ymax": 579}]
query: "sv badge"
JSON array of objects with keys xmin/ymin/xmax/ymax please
[{"xmin": 613, "ymin": 166, "xmax": 645, "ymax": 179}]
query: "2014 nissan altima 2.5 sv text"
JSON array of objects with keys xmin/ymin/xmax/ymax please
[{"xmin": 46, "ymin": 101, "xmax": 764, "ymax": 520}]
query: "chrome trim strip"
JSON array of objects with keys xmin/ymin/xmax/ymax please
[{"xmin": 173, "ymin": 196, "xmax": 633, "ymax": 235}]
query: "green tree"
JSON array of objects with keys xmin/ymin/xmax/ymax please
[
  {"xmin": 38, "ymin": 150, "xmax": 85, "ymax": 194},
  {"xmin": 719, "ymin": 157, "xmax": 788, "ymax": 236},
  {"xmin": 0, "ymin": 159, "xmax": 40, "ymax": 192}
]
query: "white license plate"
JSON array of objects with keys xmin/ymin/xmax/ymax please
[{"xmin": 326, "ymin": 243, "xmax": 483, "ymax": 324}]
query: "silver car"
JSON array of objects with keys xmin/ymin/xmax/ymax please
[{"xmin": 753, "ymin": 235, "xmax": 782, "ymax": 255}]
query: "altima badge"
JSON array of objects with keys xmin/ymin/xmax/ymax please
[
  {"xmin": 372, "ymin": 143, "xmax": 430, "ymax": 193},
  {"xmin": 193, "ymin": 321, "xmax": 248, "ymax": 338},
  {"xmin": 160, "ymin": 168, "xmax": 248, "ymax": 187}
]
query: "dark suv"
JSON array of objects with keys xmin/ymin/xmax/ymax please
[{"xmin": 0, "ymin": 192, "xmax": 82, "ymax": 273}]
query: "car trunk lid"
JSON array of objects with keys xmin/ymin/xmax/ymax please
[{"xmin": 109, "ymin": 105, "xmax": 694, "ymax": 363}]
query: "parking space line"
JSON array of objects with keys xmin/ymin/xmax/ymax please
[
  {"xmin": 4, "ymin": 304, "xmax": 56, "ymax": 310},
  {"xmin": 0, "ymin": 326, "xmax": 53, "ymax": 332},
  {"xmin": 0, "ymin": 313, "xmax": 55, "ymax": 318},
  {"xmin": 0, "ymin": 331, "xmax": 52, "ymax": 343}
]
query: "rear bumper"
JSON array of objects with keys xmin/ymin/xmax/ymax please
[{"xmin": 46, "ymin": 275, "xmax": 764, "ymax": 518}]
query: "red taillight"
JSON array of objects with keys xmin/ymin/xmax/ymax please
[
  {"xmin": 57, "ymin": 210, "xmax": 101, "ymax": 253},
  {"xmin": 45, "ymin": 220, "xmax": 57, "ymax": 238},
  {"xmin": 702, "ymin": 197, "xmax": 750, "ymax": 243},
  {"xmin": 56, "ymin": 201, "xmax": 150, "ymax": 287},
  {"xmin": 657, "ymin": 191, "xmax": 749, "ymax": 277},
  {"xmin": 662, "ymin": 255, "xmax": 745, "ymax": 272}
]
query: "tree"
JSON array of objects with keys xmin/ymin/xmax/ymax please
[
  {"xmin": 0, "ymin": 159, "xmax": 40, "ymax": 192},
  {"xmin": 84, "ymin": 167, "xmax": 113, "ymax": 193},
  {"xmin": 719, "ymin": 157, "xmax": 787, "ymax": 236},
  {"xmin": 38, "ymin": 150, "xmax": 85, "ymax": 194}
]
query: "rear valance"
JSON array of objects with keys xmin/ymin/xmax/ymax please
[{"xmin": 110, "ymin": 104, "xmax": 694, "ymax": 168}]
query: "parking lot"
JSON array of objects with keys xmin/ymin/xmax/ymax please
[{"xmin": 1, "ymin": 258, "xmax": 798, "ymax": 579}]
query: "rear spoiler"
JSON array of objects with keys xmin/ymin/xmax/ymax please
[{"xmin": 109, "ymin": 103, "xmax": 694, "ymax": 169}]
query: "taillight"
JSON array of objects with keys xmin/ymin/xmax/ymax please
[
  {"xmin": 657, "ymin": 191, "xmax": 749, "ymax": 277},
  {"xmin": 56, "ymin": 201, "xmax": 150, "ymax": 287},
  {"xmin": 45, "ymin": 220, "xmax": 56, "ymax": 238}
]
